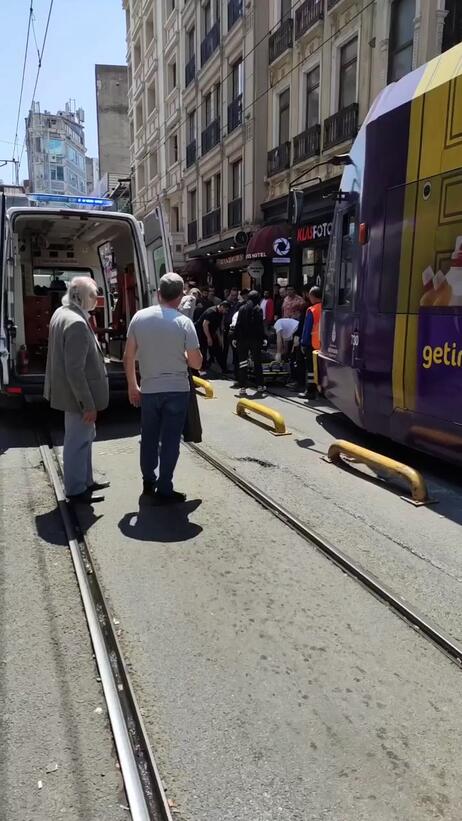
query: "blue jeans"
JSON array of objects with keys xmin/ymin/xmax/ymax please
[
  {"xmin": 63, "ymin": 412, "xmax": 95, "ymax": 496},
  {"xmin": 140, "ymin": 391, "xmax": 189, "ymax": 494}
]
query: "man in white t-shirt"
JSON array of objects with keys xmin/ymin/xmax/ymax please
[
  {"xmin": 124, "ymin": 273, "xmax": 202, "ymax": 504},
  {"xmin": 273, "ymin": 317, "xmax": 299, "ymax": 361}
]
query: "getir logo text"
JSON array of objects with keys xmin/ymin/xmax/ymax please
[{"xmin": 422, "ymin": 343, "xmax": 462, "ymax": 369}]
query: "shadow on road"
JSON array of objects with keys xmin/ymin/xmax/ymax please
[{"xmin": 118, "ymin": 499, "xmax": 203, "ymax": 544}]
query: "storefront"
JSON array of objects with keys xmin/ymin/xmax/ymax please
[{"xmin": 245, "ymin": 223, "xmax": 292, "ymax": 292}]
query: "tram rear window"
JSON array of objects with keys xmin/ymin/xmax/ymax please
[{"xmin": 338, "ymin": 213, "xmax": 355, "ymax": 307}]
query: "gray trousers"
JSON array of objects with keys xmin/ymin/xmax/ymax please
[{"xmin": 63, "ymin": 412, "xmax": 95, "ymax": 496}]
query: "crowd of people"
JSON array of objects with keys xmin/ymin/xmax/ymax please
[{"xmin": 178, "ymin": 278, "xmax": 322, "ymax": 400}]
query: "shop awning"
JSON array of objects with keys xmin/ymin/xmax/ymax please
[
  {"xmin": 246, "ymin": 223, "xmax": 291, "ymax": 260},
  {"xmin": 183, "ymin": 257, "xmax": 212, "ymax": 277}
]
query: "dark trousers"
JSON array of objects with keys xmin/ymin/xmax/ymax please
[
  {"xmin": 140, "ymin": 391, "xmax": 189, "ymax": 493},
  {"xmin": 305, "ymin": 348, "xmax": 316, "ymax": 396},
  {"xmin": 290, "ymin": 346, "xmax": 307, "ymax": 387},
  {"xmin": 237, "ymin": 339, "xmax": 264, "ymax": 389},
  {"xmin": 199, "ymin": 332, "xmax": 226, "ymax": 372}
]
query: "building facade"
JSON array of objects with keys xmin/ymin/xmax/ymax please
[
  {"xmin": 123, "ymin": 0, "xmax": 270, "ymax": 287},
  {"xmin": 25, "ymin": 102, "xmax": 88, "ymax": 197},
  {"xmin": 262, "ymin": 0, "xmax": 461, "ymax": 291}
]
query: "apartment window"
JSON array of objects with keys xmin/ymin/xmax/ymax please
[
  {"xmin": 214, "ymin": 83, "xmax": 221, "ymax": 118},
  {"xmin": 135, "ymin": 100, "xmax": 143, "ymax": 131},
  {"xmin": 134, "ymin": 40, "xmax": 141, "ymax": 70},
  {"xmin": 205, "ymin": 179, "xmax": 213, "ymax": 212},
  {"xmin": 231, "ymin": 159, "xmax": 242, "ymax": 200},
  {"xmin": 35, "ymin": 137, "xmax": 41, "ymax": 152},
  {"xmin": 187, "ymin": 26, "xmax": 195, "ymax": 59},
  {"xmin": 168, "ymin": 61, "xmax": 177, "ymax": 92},
  {"xmin": 339, "ymin": 37, "xmax": 357, "ymax": 110},
  {"xmin": 278, "ymin": 88, "xmax": 290, "ymax": 145},
  {"xmin": 305, "ymin": 66, "xmax": 320, "ymax": 129},
  {"xmin": 204, "ymin": 91, "xmax": 213, "ymax": 125},
  {"xmin": 189, "ymin": 188, "xmax": 197, "ymax": 221},
  {"xmin": 281, "ymin": 0, "xmax": 292, "ymax": 21},
  {"xmin": 231, "ymin": 58, "xmax": 243, "ymax": 99},
  {"xmin": 387, "ymin": 0, "xmax": 415, "ymax": 82},
  {"xmin": 204, "ymin": 1, "xmax": 211, "ymax": 34},
  {"xmin": 443, "ymin": 0, "xmax": 462, "ymax": 52},
  {"xmin": 145, "ymin": 12, "xmax": 154, "ymax": 44},
  {"xmin": 138, "ymin": 161, "xmax": 146, "ymax": 190},
  {"xmin": 167, "ymin": 0, "xmax": 176, "ymax": 14},
  {"xmin": 171, "ymin": 206, "xmax": 180, "ymax": 233},
  {"xmin": 130, "ymin": 120, "xmax": 135, "ymax": 145},
  {"xmin": 149, "ymin": 151, "xmax": 158, "ymax": 179},
  {"xmin": 215, "ymin": 173, "xmax": 221, "ymax": 207},
  {"xmin": 170, "ymin": 133, "xmax": 179, "ymax": 165},
  {"xmin": 147, "ymin": 82, "xmax": 156, "ymax": 115},
  {"xmin": 51, "ymin": 166, "xmax": 64, "ymax": 181},
  {"xmin": 187, "ymin": 109, "xmax": 196, "ymax": 142}
]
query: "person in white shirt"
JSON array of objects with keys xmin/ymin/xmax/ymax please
[{"xmin": 273, "ymin": 317, "xmax": 299, "ymax": 362}]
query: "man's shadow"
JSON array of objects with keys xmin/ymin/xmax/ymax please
[{"xmin": 119, "ymin": 499, "xmax": 203, "ymax": 544}]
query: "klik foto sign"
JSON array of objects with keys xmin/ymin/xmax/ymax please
[{"xmin": 297, "ymin": 222, "xmax": 333, "ymax": 243}]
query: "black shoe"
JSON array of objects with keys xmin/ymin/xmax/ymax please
[
  {"xmin": 88, "ymin": 480, "xmax": 110, "ymax": 492},
  {"xmin": 154, "ymin": 489, "xmax": 187, "ymax": 505},
  {"xmin": 68, "ymin": 490, "xmax": 104, "ymax": 504},
  {"xmin": 142, "ymin": 480, "xmax": 157, "ymax": 496}
]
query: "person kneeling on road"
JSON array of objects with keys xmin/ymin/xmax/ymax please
[
  {"xmin": 44, "ymin": 276, "xmax": 110, "ymax": 504},
  {"xmin": 123, "ymin": 272, "xmax": 203, "ymax": 505},
  {"xmin": 234, "ymin": 290, "xmax": 266, "ymax": 398}
]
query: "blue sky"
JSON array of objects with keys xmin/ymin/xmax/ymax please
[{"xmin": 0, "ymin": 0, "xmax": 127, "ymax": 183}]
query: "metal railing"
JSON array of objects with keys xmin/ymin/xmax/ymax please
[
  {"xmin": 186, "ymin": 139, "xmax": 197, "ymax": 168},
  {"xmin": 228, "ymin": 0, "xmax": 243, "ymax": 30},
  {"xmin": 228, "ymin": 197, "xmax": 242, "ymax": 228},
  {"xmin": 227, "ymin": 94, "xmax": 242, "ymax": 133},
  {"xmin": 269, "ymin": 18, "xmax": 293, "ymax": 64},
  {"xmin": 293, "ymin": 124, "xmax": 321, "ymax": 164},
  {"xmin": 202, "ymin": 208, "xmax": 221, "ymax": 238},
  {"xmin": 267, "ymin": 142, "xmax": 291, "ymax": 176},
  {"xmin": 323, "ymin": 103, "xmax": 358, "ymax": 150},
  {"xmin": 187, "ymin": 220, "xmax": 198, "ymax": 244},
  {"xmin": 295, "ymin": 0, "xmax": 323, "ymax": 39},
  {"xmin": 185, "ymin": 55, "xmax": 196, "ymax": 87},
  {"xmin": 201, "ymin": 21, "xmax": 220, "ymax": 67},
  {"xmin": 201, "ymin": 117, "xmax": 221, "ymax": 155}
]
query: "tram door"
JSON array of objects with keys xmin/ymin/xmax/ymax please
[{"xmin": 322, "ymin": 200, "xmax": 363, "ymax": 425}]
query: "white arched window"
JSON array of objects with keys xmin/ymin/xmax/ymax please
[{"xmin": 388, "ymin": 0, "xmax": 416, "ymax": 82}]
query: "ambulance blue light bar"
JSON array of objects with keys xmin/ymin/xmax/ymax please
[{"xmin": 28, "ymin": 193, "xmax": 114, "ymax": 207}]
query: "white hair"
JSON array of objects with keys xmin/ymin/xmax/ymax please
[{"xmin": 62, "ymin": 276, "xmax": 98, "ymax": 311}]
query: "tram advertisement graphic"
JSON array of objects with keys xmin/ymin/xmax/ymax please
[{"xmin": 417, "ymin": 310, "xmax": 462, "ymax": 418}]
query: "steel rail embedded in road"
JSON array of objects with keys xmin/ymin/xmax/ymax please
[
  {"xmin": 187, "ymin": 442, "xmax": 462, "ymax": 668},
  {"xmin": 39, "ymin": 440, "xmax": 173, "ymax": 821}
]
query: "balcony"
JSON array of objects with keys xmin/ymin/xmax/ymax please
[
  {"xmin": 203, "ymin": 208, "xmax": 221, "ymax": 238},
  {"xmin": 185, "ymin": 55, "xmax": 196, "ymax": 87},
  {"xmin": 227, "ymin": 94, "xmax": 242, "ymax": 134},
  {"xmin": 201, "ymin": 117, "xmax": 221, "ymax": 155},
  {"xmin": 324, "ymin": 103, "xmax": 359, "ymax": 150},
  {"xmin": 201, "ymin": 21, "xmax": 220, "ymax": 67},
  {"xmin": 293, "ymin": 124, "xmax": 321, "ymax": 164},
  {"xmin": 267, "ymin": 142, "xmax": 291, "ymax": 176},
  {"xmin": 228, "ymin": 197, "xmax": 242, "ymax": 228},
  {"xmin": 188, "ymin": 220, "xmax": 198, "ymax": 244},
  {"xmin": 269, "ymin": 18, "xmax": 293, "ymax": 64},
  {"xmin": 228, "ymin": 0, "xmax": 243, "ymax": 31},
  {"xmin": 295, "ymin": 0, "xmax": 323, "ymax": 39},
  {"xmin": 186, "ymin": 139, "xmax": 197, "ymax": 168},
  {"xmin": 327, "ymin": 0, "xmax": 341, "ymax": 9}
]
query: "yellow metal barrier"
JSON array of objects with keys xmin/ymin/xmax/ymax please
[
  {"xmin": 326, "ymin": 439, "xmax": 432, "ymax": 505},
  {"xmin": 312, "ymin": 349, "xmax": 319, "ymax": 387},
  {"xmin": 236, "ymin": 398, "xmax": 291, "ymax": 436},
  {"xmin": 192, "ymin": 376, "xmax": 215, "ymax": 399}
]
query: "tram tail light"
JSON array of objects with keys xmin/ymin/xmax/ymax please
[
  {"xmin": 6, "ymin": 386, "xmax": 23, "ymax": 394},
  {"xmin": 359, "ymin": 223, "xmax": 369, "ymax": 245}
]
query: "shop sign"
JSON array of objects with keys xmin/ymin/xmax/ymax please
[
  {"xmin": 247, "ymin": 260, "xmax": 264, "ymax": 279},
  {"xmin": 272, "ymin": 236, "xmax": 291, "ymax": 264},
  {"xmin": 297, "ymin": 222, "xmax": 332, "ymax": 243},
  {"xmin": 216, "ymin": 253, "xmax": 246, "ymax": 270}
]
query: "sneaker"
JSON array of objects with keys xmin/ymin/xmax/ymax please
[
  {"xmin": 154, "ymin": 489, "xmax": 187, "ymax": 505},
  {"xmin": 236, "ymin": 388, "xmax": 247, "ymax": 398},
  {"xmin": 298, "ymin": 391, "xmax": 309, "ymax": 399},
  {"xmin": 87, "ymin": 480, "xmax": 110, "ymax": 492},
  {"xmin": 254, "ymin": 386, "xmax": 267, "ymax": 397}
]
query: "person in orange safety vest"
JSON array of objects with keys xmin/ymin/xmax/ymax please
[{"xmin": 300, "ymin": 286, "xmax": 322, "ymax": 400}]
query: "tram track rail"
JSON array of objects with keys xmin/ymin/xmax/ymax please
[
  {"xmin": 187, "ymin": 441, "xmax": 462, "ymax": 669},
  {"xmin": 38, "ymin": 435, "xmax": 173, "ymax": 821}
]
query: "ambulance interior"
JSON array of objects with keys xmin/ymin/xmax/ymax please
[{"xmin": 11, "ymin": 211, "xmax": 144, "ymax": 374}]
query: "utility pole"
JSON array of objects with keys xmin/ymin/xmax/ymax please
[{"xmin": 0, "ymin": 159, "xmax": 20, "ymax": 186}]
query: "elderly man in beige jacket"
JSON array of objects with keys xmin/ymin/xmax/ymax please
[{"xmin": 44, "ymin": 276, "xmax": 109, "ymax": 502}]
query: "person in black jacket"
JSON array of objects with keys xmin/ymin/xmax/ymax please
[{"xmin": 234, "ymin": 290, "xmax": 265, "ymax": 397}]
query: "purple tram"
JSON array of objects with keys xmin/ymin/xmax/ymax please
[{"xmin": 317, "ymin": 42, "xmax": 462, "ymax": 466}]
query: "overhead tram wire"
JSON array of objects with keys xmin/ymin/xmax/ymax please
[
  {"xmin": 11, "ymin": 1, "xmax": 34, "ymax": 181},
  {"xmin": 130, "ymin": 0, "xmax": 376, "ymax": 198},
  {"xmin": 18, "ymin": 0, "xmax": 55, "ymax": 171}
]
